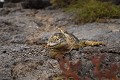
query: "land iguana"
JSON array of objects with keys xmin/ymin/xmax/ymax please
[{"xmin": 47, "ymin": 27, "xmax": 104, "ymax": 59}]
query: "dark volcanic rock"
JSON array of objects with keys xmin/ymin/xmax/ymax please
[
  {"xmin": 99, "ymin": 0, "xmax": 120, "ymax": 5},
  {"xmin": 5, "ymin": 0, "xmax": 24, "ymax": 3},
  {"xmin": 0, "ymin": 8, "xmax": 120, "ymax": 80},
  {"xmin": 0, "ymin": 2, "xmax": 3, "ymax": 8},
  {"xmin": 112, "ymin": 0, "xmax": 120, "ymax": 5},
  {"xmin": 3, "ymin": 0, "xmax": 51, "ymax": 9}
]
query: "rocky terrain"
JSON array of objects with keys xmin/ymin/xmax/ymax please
[{"xmin": 0, "ymin": 8, "xmax": 120, "ymax": 80}]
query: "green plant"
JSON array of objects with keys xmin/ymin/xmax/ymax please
[{"xmin": 65, "ymin": 0, "xmax": 120, "ymax": 23}]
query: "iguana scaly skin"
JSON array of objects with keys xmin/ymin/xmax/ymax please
[{"xmin": 47, "ymin": 28, "xmax": 104, "ymax": 58}]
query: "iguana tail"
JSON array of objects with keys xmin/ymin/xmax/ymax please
[{"xmin": 79, "ymin": 41, "xmax": 105, "ymax": 47}]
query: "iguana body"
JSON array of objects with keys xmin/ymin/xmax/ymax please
[{"xmin": 47, "ymin": 28, "xmax": 104, "ymax": 58}]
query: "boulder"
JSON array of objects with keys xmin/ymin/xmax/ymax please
[
  {"xmin": 112, "ymin": 0, "xmax": 120, "ymax": 5},
  {"xmin": 3, "ymin": 0, "xmax": 51, "ymax": 9},
  {"xmin": 4, "ymin": 0, "xmax": 23, "ymax": 3},
  {"xmin": 99, "ymin": 0, "xmax": 120, "ymax": 5},
  {"xmin": 0, "ymin": 2, "xmax": 3, "ymax": 8}
]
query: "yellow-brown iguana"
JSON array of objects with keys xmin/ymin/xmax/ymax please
[{"xmin": 47, "ymin": 27, "xmax": 104, "ymax": 58}]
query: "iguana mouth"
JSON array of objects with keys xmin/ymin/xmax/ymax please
[{"xmin": 47, "ymin": 42, "xmax": 58, "ymax": 46}]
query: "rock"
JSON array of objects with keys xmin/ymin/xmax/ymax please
[
  {"xmin": 0, "ymin": 8, "xmax": 120, "ymax": 80},
  {"xmin": 0, "ymin": 8, "xmax": 10, "ymax": 16},
  {"xmin": 11, "ymin": 59, "xmax": 44, "ymax": 80},
  {"xmin": 3, "ymin": 0, "xmax": 51, "ymax": 9},
  {"xmin": 99, "ymin": 0, "xmax": 120, "ymax": 5},
  {"xmin": 0, "ymin": 2, "xmax": 3, "ymax": 8},
  {"xmin": 112, "ymin": 0, "xmax": 120, "ymax": 5}
]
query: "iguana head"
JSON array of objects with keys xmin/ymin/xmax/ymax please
[{"xmin": 47, "ymin": 33, "xmax": 67, "ymax": 48}]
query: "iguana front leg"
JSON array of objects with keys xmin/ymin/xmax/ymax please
[{"xmin": 79, "ymin": 41, "xmax": 105, "ymax": 47}]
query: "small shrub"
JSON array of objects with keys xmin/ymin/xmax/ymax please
[{"xmin": 65, "ymin": 0, "xmax": 120, "ymax": 23}]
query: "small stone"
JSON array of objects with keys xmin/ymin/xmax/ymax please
[
  {"xmin": 29, "ymin": 53, "xmax": 32, "ymax": 55},
  {"xmin": 41, "ymin": 49, "xmax": 46, "ymax": 53}
]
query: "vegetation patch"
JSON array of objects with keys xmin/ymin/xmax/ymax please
[{"xmin": 50, "ymin": 0, "xmax": 120, "ymax": 23}]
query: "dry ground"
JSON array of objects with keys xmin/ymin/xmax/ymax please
[{"xmin": 0, "ymin": 8, "xmax": 120, "ymax": 80}]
